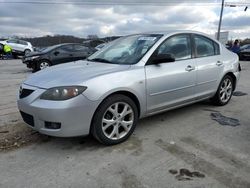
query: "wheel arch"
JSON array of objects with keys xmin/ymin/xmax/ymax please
[
  {"xmin": 224, "ymin": 72, "xmax": 237, "ymax": 91},
  {"xmin": 35, "ymin": 59, "xmax": 51, "ymax": 71},
  {"xmin": 90, "ymin": 91, "xmax": 141, "ymax": 145},
  {"xmin": 95, "ymin": 90, "xmax": 141, "ymax": 118},
  {"xmin": 38, "ymin": 58, "xmax": 52, "ymax": 65},
  {"xmin": 89, "ymin": 90, "xmax": 141, "ymax": 140},
  {"xmin": 24, "ymin": 48, "xmax": 31, "ymax": 52}
]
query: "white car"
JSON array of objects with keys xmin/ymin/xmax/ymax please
[{"xmin": 0, "ymin": 39, "xmax": 34, "ymax": 55}]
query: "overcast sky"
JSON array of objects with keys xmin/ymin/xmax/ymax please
[{"xmin": 0, "ymin": 0, "xmax": 250, "ymax": 39}]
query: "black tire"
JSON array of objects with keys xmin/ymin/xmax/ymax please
[
  {"xmin": 24, "ymin": 49, "xmax": 31, "ymax": 55},
  {"xmin": 35, "ymin": 60, "xmax": 51, "ymax": 71},
  {"xmin": 211, "ymin": 75, "xmax": 234, "ymax": 106},
  {"xmin": 91, "ymin": 94, "xmax": 138, "ymax": 145}
]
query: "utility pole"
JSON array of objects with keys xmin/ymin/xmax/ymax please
[{"xmin": 217, "ymin": 0, "xmax": 225, "ymax": 40}]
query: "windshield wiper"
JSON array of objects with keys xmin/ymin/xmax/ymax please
[{"xmin": 87, "ymin": 58, "xmax": 113, "ymax": 64}]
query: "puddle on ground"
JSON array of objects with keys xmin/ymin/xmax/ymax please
[
  {"xmin": 169, "ymin": 168, "xmax": 205, "ymax": 181},
  {"xmin": 210, "ymin": 112, "xmax": 240, "ymax": 127},
  {"xmin": 156, "ymin": 139, "xmax": 250, "ymax": 187},
  {"xmin": 233, "ymin": 91, "xmax": 248, "ymax": 96}
]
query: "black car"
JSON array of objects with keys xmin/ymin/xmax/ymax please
[
  {"xmin": 23, "ymin": 43, "xmax": 96, "ymax": 71},
  {"xmin": 238, "ymin": 44, "xmax": 250, "ymax": 60}
]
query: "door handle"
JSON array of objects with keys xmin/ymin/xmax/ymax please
[
  {"xmin": 185, "ymin": 65, "xmax": 195, "ymax": 72},
  {"xmin": 216, "ymin": 61, "xmax": 223, "ymax": 66}
]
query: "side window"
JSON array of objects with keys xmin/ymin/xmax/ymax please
[
  {"xmin": 59, "ymin": 45, "xmax": 74, "ymax": 52},
  {"xmin": 7, "ymin": 39, "xmax": 18, "ymax": 44},
  {"xmin": 157, "ymin": 35, "xmax": 191, "ymax": 61},
  {"xmin": 74, "ymin": 45, "xmax": 88, "ymax": 51},
  {"xmin": 194, "ymin": 35, "xmax": 216, "ymax": 57}
]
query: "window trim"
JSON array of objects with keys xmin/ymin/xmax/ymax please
[
  {"xmin": 192, "ymin": 34, "xmax": 221, "ymax": 59},
  {"xmin": 146, "ymin": 33, "xmax": 193, "ymax": 65}
]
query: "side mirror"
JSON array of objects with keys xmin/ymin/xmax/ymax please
[
  {"xmin": 54, "ymin": 51, "xmax": 60, "ymax": 56},
  {"xmin": 149, "ymin": 53, "xmax": 175, "ymax": 65}
]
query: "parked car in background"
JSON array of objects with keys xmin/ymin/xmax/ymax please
[
  {"xmin": 23, "ymin": 43, "xmax": 96, "ymax": 71},
  {"xmin": 18, "ymin": 31, "xmax": 240, "ymax": 145},
  {"xmin": 238, "ymin": 44, "xmax": 250, "ymax": 60},
  {"xmin": 0, "ymin": 39, "xmax": 33, "ymax": 56}
]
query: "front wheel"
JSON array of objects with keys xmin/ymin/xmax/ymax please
[
  {"xmin": 91, "ymin": 94, "xmax": 138, "ymax": 145},
  {"xmin": 211, "ymin": 75, "xmax": 234, "ymax": 106},
  {"xmin": 34, "ymin": 60, "xmax": 51, "ymax": 71}
]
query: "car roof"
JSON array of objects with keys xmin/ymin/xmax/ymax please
[
  {"xmin": 139, "ymin": 30, "xmax": 209, "ymax": 36},
  {"xmin": 55, "ymin": 43, "xmax": 87, "ymax": 46},
  {"xmin": 130, "ymin": 30, "xmax": 218, "ymax": 43}
]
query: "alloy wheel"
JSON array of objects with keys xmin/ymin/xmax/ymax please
[
  {"xmin": 40, "ymin": 62, "xmax": 50, "ymax": 70},
  {"xmin": 102, "ymin": 102, "xmax": 134, "ymax": 140},
  {"xmin": 219, "ymin": 78, "xmax": 233, "ymax": 103}
]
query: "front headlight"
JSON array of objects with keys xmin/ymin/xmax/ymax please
[
  {"xmin": 31, "ymin": 56, "xmax": 40, "ymax": 59},
  {"xmin": 40, "ymin": 86, "xmax": 87, "ymax": 101},
  {"xmin": 26, "ymin": 56, "xmax": 40, "ymax": 61}
]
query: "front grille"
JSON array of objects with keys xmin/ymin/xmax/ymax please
[
  {"xmin": 20, "ymin": 111, "xmax": 34, "ymax": 127},
  {"xmin": 20, "ymin": 88, "xmax": 34, "ymax": 99}
]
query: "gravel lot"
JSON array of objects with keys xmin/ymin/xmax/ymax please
[{"xmin": 0, "ymin": 59, "xmax": 250, "ymax": 188}]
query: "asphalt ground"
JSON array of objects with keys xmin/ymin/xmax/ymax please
[{"xmin": 0, "ymin": 59, "xmax": 250, "ymax": 188}]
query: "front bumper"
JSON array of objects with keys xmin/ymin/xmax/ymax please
[
  {"xmin": 17, "ymin": 84, "xmax": 100, "ymax": 137},
  {"xmin": 22, "ymin": 58, "xmax": 36, "ymax": 68},
  {"xmin": 234, "ymin": 71, "xmax": 240, "ymax": 89}
]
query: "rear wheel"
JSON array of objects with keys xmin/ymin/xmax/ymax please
[
  {"xmin": 91, "ymin": 94, "xmax": 138, "ymax": 145},
  {"xmin": 211, "ymin": 75, "xmax": 233, "ymax": 106},
  {"xmin": 24, "ymin": 49, "xmax": 31, "ymax": 55}
]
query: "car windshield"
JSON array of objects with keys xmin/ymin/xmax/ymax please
[
  {"xmin": 41, "ymin": 44, "xmax": 62, "ymax": 53},
  {"xmin": 87, "ymin": 34, "xmax": 163, "ymax": 64}
]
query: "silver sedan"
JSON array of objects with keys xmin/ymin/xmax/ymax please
[{"xmin": 17, "ymin": 31, "xmax": 240, "ymax": 145}]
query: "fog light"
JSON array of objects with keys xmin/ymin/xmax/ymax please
[{"xmin": 45, "ymin": 121, "xmax": 61, "ymax": 129}]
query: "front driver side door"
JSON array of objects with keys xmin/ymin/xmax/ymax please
[
  {"xmin": 51, "ymin": 45, "xmax": 74, "ymax": 65},
  {"xmin": 145, "ymin": 34, "xmax": 197, "ymax": 113}
]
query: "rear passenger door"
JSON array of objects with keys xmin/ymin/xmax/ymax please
[{"xmin": 193, "ymin": 34, "xmax": 222, "ymax": 99}]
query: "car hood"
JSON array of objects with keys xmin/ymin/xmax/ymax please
[
  {"xmin": 25, "ymin": 51, "xmax": 45, "ymax": 57},
  {"xmin": 24, "ymin": 61, "xmax": 131, "ymax": 89}
]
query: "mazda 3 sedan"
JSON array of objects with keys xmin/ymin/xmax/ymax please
[{"xmin": 17, "ymin": 31, "xmax": 241, "ymax": 145}]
